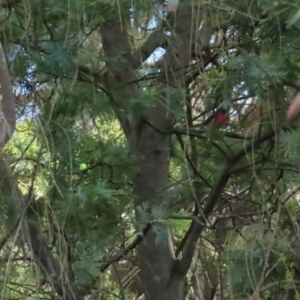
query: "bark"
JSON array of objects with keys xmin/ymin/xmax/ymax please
[
  {"xmin": 0, "ymin": 41, "xmax": 16, "ymax": 147},
  {"xmin": 99, "ymin": 5, "xmax": 202, "ymax": 300},
  {"xmin": 131, "ymin": 8, "xmax": 203, "ymax": 299},
  {"xmin": 287, "ymin": 262, "xmax": 300, "ymax": 300}
]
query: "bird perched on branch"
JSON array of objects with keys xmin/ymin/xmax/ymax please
[
  {"xmin": 202, "ymin": 108, "xmax": 229, "ymax": 128},
  {"xmin": 215, "ymin": 109, "xmax": 229, "ymax": 127}
]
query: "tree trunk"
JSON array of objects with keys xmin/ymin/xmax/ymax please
[
  {"xmin": 100, "ymin": 5, "xmax": 203, "ymax": 299},
  {"xmin": 130, "ymin": 118, "xmax": 182, "ymax": 300}
]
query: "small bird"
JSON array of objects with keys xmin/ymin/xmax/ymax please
[
  {"xmin": 202, "ymin": 108, "xmax": 229, "ymax": 128},
  {"xmin": 214, "ymin": 109, "xmax": 229, "ymax": 127}
]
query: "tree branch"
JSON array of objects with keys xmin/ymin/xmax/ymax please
[
  {"xmin": 0, "ymin": 159, "xmax": 86, "ymax": 300},
  {"xmin": 131, "ymin": 30, "xmax": 169, "ymax": 70},
  {"xmin": 142, "ymin": 118, "xmax": 254, "ymax": 140},
  {"xmin": 100, "ymin": 224, "xmax": 151, "ymax": 272},
  {"xmin": 0, "ymin": 0, "xmax": 21, "ymax": 8},
  {"xmin": 178, "ymin": 127, "xmax": 277, "ymax": 276},
  {"xmin": 10, "ymin": 38, "xmax": 106, "ymax": 87},
  {"xmin": 0, "ymin": 41, "xmax": 16, "ymax": 147}
]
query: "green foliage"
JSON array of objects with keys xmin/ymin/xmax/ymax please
[
  {"xmin": 3, "ymin": 0, "xmax": 300, "ymax": 299},
  {"xmin": 224, "ymin": 227, "xmax": 300, "ymax": 299}
]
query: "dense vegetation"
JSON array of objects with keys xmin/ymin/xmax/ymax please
[{"xmin": 1, "ymin": 0, "xmax": 300, "ymax": 299}]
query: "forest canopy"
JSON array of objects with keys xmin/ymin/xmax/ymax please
[{"xmin": 1, "ymin": 0, "xmax": 300, "ymax": 299}]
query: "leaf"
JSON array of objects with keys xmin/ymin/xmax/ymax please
[
  {"xmin": 286, "ymin": 10, "xmax": 300, "ymax": 29},
  {"xmin": 151, "ymin": 206, "xmax": 164, "ymax": 220},
  {"xmin": 152, "ymin": 223, "xmax": 169, "ymax": 244},
  {"xmin": 77, "ymin": 186, "xmax": 87, "ymax": 201}
]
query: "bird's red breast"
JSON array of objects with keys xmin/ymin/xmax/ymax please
[{"xmin": 215, "ymin": 112, "xmax": 229, "ymax": 126}]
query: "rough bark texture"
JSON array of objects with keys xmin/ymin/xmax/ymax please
[
  {"xmin": 0, "ymin": 42, "xmax": 15, "ymax": 147},
  {"xmin": 99, "ymin": 6, "xmax": 202, "ymax": 300}
]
